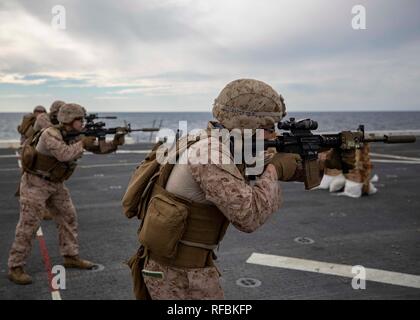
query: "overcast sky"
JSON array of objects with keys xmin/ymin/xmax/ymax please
[{"xmin": 0, "ymin": 0, "xmax": 419, "ymax": 112}]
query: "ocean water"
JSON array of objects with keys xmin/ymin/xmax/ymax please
[{"xmin": 1, "ymin": 112, "xmax": 420, "ymax": 142}]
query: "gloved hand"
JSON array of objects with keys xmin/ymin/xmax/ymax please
[
  {"xmin": 113, "ymin": 134, "xmax": 125, "ymax": 146},
  {"xmin": 325, "ymin": 148, "xmax": 356, "ymax": 172},
  {"xmin": 81, "ymin": 136, "xmax": 97, "ymax": 149},
  {"xmin": 269, "ymin": 153, "xmax": 302, "ymax": 181},
  {"xmin": 113, "ymin": 127, "xmax": 127, "ymax": 146}
]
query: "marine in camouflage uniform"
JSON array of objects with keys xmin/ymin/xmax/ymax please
[
  {"xmin": 140, "ymin": 79, "xmax": 351, "ymax": 299},
  {"xmin": 18, "ymin": 101, "xmax": 66, "ymax": 219},
  {"xmin": 8, "ymin": 103, "xmax": 126, "ymax": 285}
]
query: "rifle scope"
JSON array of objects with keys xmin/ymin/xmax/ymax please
[{"xmin": 277, "ymin": 118, "xmax": 318, "ymax": 131}]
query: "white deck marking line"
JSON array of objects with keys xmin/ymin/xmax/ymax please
[
  {"xmin": 0, "ymin": 149, "xmax": 151, "ymax": 159},
  {"xmin": 51, "ymin": 291, "xmax": 62, "ymax": 300},
  {"xmin": 246, "ymin": 253, "xmax": 420, "ymax": 289},
  {"xmin": 15, "ymin": 151, "xmax": 22, "ymax": 169},
  {"xmin": 0, "ymin": 168, "xmax": 20, "ymax": 172},
  {"xmin": 0, "ymin": 151, "xmax": 412, "ymax": 160},
  {"xmin": 0, "ymin": 154, "xmax": 19, "ymax": 158},
  {"xmin": 83, "ymin": 150, "xmax": 151, "ymax": 155},
  {"xmin": 78, "ymin": 162, "xmax": 139, "ymax": 169},
  {"xmin": 2, "ymin": 159, "xmax": 420, "ymax": 173},
  {"xmin": 370, "ymin": 152, "xmax": 420, "ymax": 162},
  {"xmin": 0, "ymin": 163, "xmax": 139, "ymax": 172},
  {"xmin": 371, "ymin": 159, "xmax": 420, "ymax": 164},
  {"xmin": 114, "ymin": 150, "xmax": 150, "ymax": 154},
  {"xmin": 36, "ymin": 227, "xmax": 43, "ymax": 237}
]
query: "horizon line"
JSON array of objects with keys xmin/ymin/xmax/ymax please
[{"xmin": 1, "ymin": 110, "xmax": 420, "ymax": 113}]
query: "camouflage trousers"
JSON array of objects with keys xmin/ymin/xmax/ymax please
[
  {"xmin": 8, "ymin": 173, "xmax": 79, "ymax": 268},
  {"xmin": 143, "ymin": 258, "xmax": 224, "ymax": 300}
]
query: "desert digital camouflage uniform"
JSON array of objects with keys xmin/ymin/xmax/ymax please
[
  {"xmin": 33, "ymin": 112, "xmax": 53, "ymax": 132},
  {"xmin": 143, "ymin": 129, "xmax": 282, "ymax": 299},
  {"xmin": 8, "ymin": 126, "xmax": 118, "ymax": 268}
]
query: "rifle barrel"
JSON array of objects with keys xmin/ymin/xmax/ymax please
[
  {"xmin": 365, "ymin": 135, "xmax": 416, "ymax": 144},
  {"xmin": 130, "ymin": 128, "xmax": 160, "ymax": 132}
]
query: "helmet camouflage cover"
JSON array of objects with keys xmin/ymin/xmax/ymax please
[
  {"xmin": 33, "ymin": 105, "xmax": 47, "ymax": 113},
  {"xmin": 50, "ymin": 100, "xmax": 66, "ymax": 115},
  {"xmin": 212, "ymin": 79, "xmax": 286, "ymax": 130},
  {"xmin": 57, "ymin": 103, "xmax": 85, "ymax": 124}
]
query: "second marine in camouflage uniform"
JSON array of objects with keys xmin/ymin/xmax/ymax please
[{"xmin": 8, "ymin": 103, "xmax": 125, "ymax": 285}]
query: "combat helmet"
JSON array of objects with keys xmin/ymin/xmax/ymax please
[
  {"xmin": 50, "ymin": 100, "xmax": 65, "ymax": 115},
  {"xmin": 57, "ymin": 103, "xmax": 85, "ymax": 124},
  {"xmin": 33, "ymin": 105, "xmax": 47, "ymax": 114},
  {"xmin": 212, "ymin": 79, "xmax": 286, "ymax": 130},
  {"xmin": 50, "ymin": 100, "xmax": 66, "ymax": 124}
]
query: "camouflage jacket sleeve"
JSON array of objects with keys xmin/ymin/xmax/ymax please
[
  {"xmin": 84, "ymin": 140, "xmax": 117, "ymax": 154},
  {"xmin": 190, "ymin": 164, "xmax": 281, "ymax": 232},
  {"xmin": 189, "ymin": 163, "xmax": 282, "ymax": 233},
  {"xmin": 33, "ymin": 113, "xmax": 52, "ymax": 132},
  {"xmin": 41, "ymin": 128, "xmax": 84, "ymax": 162}
]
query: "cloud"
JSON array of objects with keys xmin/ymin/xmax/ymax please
[
  {"xmin": 0, "ymin": 93, "xmax": 51, "ymax": 99},
  {"xmin": 0, "ymin": 0, "xmax": 419, "ymax": 111},
  {"xmin": 0, "ymin": 73, "xmax": 48, "ymax": 85},
  {"xmin": 93, "ymin": 95, "xmax": 130, "ymax": 100}
]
